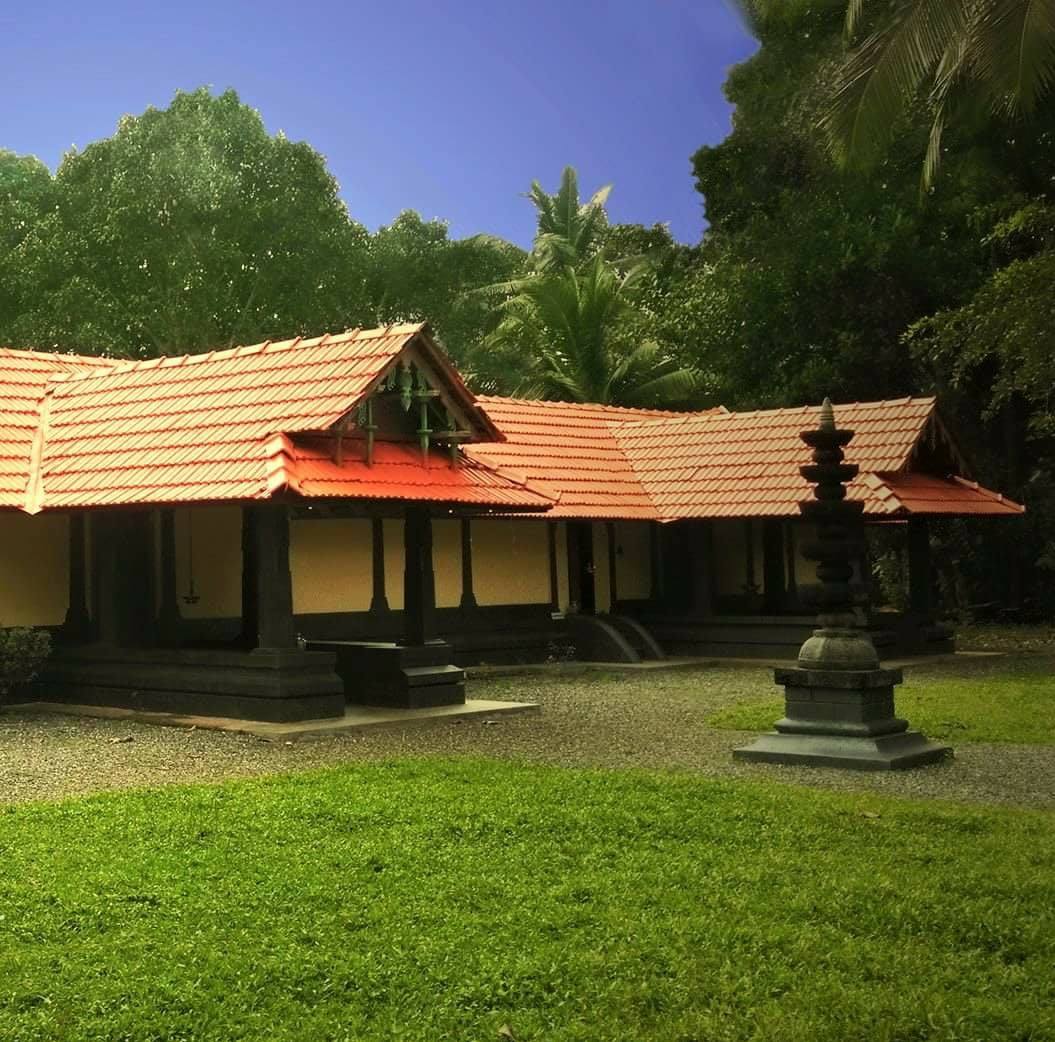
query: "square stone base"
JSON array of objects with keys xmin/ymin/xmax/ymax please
[{"xmin": 734, "ymin": 729, "xmax": 951, "ymax": 771}]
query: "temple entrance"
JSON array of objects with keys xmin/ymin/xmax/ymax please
[{"xmin": 567, "ymin": 521, "xmax": 596, "ymax": 614}]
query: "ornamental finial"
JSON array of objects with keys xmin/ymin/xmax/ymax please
[{"xmin": 819, "ymin": 397, "xmax": 835, "ymax": 433}]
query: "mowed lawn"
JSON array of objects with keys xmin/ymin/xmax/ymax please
[
  {"xmin": 710, "ymin": 654, "xmax": 1055, "ymax": 744},
  {"xmin": 2, "ymin": 759, "xmax": 1054, "ymax": 1042}
]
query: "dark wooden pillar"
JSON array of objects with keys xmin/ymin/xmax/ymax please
[
  {"xmin": 156, "ymin": 508, "xmax": 182, "ymax": 645},
  {"xmin": 785, "ymin": 522, "xmax": 798, "ymax": 603},
  {"xmin": 762, "ymin": 519, "xmax": 786, "ymax": 613},
  {"xmin": 907, "ymin": 517, "xmax": 932, "ymax": 617},
  {"xmin": 402, "ymin": 505, "xmax": 436, "ymax": 646},
  {"xmin": 743, "ymin": 520, "xmax": 759, "ymax": 594},
  {"xmin": 63, "ymin": 513, "xmax": 91, "ymax": 640},
  {"xmin": 252, "ymin": 503, "xmax": 297, "ymax": 650},
  {"xmin": 649, "ymin": 521, "xmax": 664, "ymax": 604},
  {"xmin": 459, "ymin": 518, "xmax": 477, "ymax": 611},
  {"xmin": 239, "ymin": 507, "xmax": 258, "ymax": 647},
  {"xmin": 91, "ymin": 511, "xmax": 156, "ymax": 647},
  {"xmin": 692, "ymin": 521, "xmax": 713, "ymax": 616},
  {"xmin": 606, "ymin": 521, "xmax": 618, "ymax": 613},
  {"xmin": 370, "ymin": 517, "xmax": 389, "ymax": 614},
  {"xmin": 547, "ymin": 523, "xmax": 560, "ymax": 613}
]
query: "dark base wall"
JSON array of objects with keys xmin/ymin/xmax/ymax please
[
  {"xmin": 178, "ymin": 604, "xmax": 568, "ymax": 666},
  {"xmin": 627, "ymin": 607, "xmax": 954, "ymax": 660},
  {"xmin": 32, "ymin": 645, "xmax": 346, "ymax": 722}
]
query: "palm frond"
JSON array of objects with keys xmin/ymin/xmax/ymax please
[
  {"xmin": 974, "ymin": 0, "xmax": 1055, "ymax": 115},
  {"xmin": 845, "ymin": 0, "xmax": 868, "ymax": 39},
  {"xmin": 822, "ymin": 0, "xmax": 970, "ymax": 168}
]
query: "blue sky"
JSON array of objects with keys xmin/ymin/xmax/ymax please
[{"xmin": 1, "ymin": 1, "xmax": 757, "ymax": 245}]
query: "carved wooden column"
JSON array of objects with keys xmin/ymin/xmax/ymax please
[
  {"xmin": 63, "ymin": 513, "xmax": 92, "ymax": 641},
  {"xmin": 906, "ymin": 518, "xmax": 932, "ymax": 619},
  {"xmin": 370, "ymin": 517, "xmax": 389, "ymax": 614},
  {"xmin": 402, "ymin": 505, "xmax": 436, "ymax": 646},
  {"xmin": 547, "ymin": 523, "xmax": 560, "ymax": 613},
  {"xmin": 252, "ymin": 503, "xmax": 297, "ymax": 650},
  {"xmin": 459, "ymin": 518, "xmax": 477, "ymax": 612},
  {"xmin": 156, "ymin": 508, "xmax": 182, "ymax": 646},
  {"xmin": 606, "ymin": 521, "xmax": 618, "ymax": 614}
]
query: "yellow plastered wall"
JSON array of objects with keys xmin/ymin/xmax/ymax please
[
  {"xmin": 614, "ymin": 521, "xmax": 652, "ymax": 601},
  {"xmin": 593, "ymin": 522, "xmax": 611, "ymax": 613},
  {"xmin": 0, "ymin": 512, "xmax": 69, "ymax": 626},
  {"xmin": 555, "ymin": 522, "xmax": 569, "ymax": 613},
  {"xmin": 712, "ymin": 519, "xmax": 765, "ymax": 595},
  {"xmin": 175, "ymin": 506, "xmax": 242, "ymax": 618},
  {"xmin": 470, "ymin": 519, "xmax": 550, "ymax": 606},
  {"xmin": 433, "ymin": 519, "xmax": 461, "ymax": 608},
  {"xmin": 291, "ymin": 518, "xmax": 373, "ymax": 614},
  {"xmin": 383, "ymin": 519, "xmax": 405, "ymax": 610}
]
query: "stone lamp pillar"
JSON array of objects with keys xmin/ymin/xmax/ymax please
[{"xmin": 734, "ymin": 400, "xmax": 950, "ymax": 770}]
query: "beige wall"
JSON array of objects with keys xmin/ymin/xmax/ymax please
[
  {"xmin": 174, "ymin": 506, "xmax": 242, "ymax": 619},
  {"xmin": 471, "ymin": 519, "xmax": 550, "ymax": 606},
  {"xmin": 614, "ymin": 521, "xmax": 652, "ymax": 602},
  {"xmin": 433, "ymin": 519, "xmax": 461, "ymax": 608},
  {"xmin": 0, "ymin": 512, "xmax": 69, "ymax": 626},
  {"xmin": 291, "ymin": 518, "xmax": 372, "ymax": 614}
]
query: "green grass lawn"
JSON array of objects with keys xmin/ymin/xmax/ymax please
[
  {"xmin": 709, "ymin": 662, "xmax": 1055, "ymax": 744},
  {"xmin": 2, "ymin": 760, "xmax": 1053, "ymax": 1041}
]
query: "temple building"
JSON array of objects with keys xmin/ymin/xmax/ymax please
[{"xmin": 0, "ymin": 323, "xmax": 1023, "ymax": 721}]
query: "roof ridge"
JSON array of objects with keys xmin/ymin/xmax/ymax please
[
  {"xmin": 477, "ymin": 394, "xmax": 692, "ymax": 417},
  {"xmin": 26, "ymin": 324, "xmax": 429, "ymax": 390}
]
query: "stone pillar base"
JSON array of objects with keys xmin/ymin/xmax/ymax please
[{"xmin": 733, "ymin": 665, "xmax": 950, "ymax": 771}]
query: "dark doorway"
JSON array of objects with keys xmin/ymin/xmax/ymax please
[{"xmin": 567, "ymin": 522, "xmax": 596, "ymax": 614}]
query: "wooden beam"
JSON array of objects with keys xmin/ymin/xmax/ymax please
[{"xmin": 907, "ymin": 517, "xmax": 932, "ymax": 618}]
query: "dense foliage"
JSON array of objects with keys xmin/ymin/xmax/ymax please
[{"xmin": 0, "ymin": 626, "xmax": 51, "ymax": 703}]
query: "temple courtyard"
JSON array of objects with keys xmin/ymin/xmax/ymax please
[{"xmin": 4, "ymin": 629, "xmax": 1053, "ymax": 808}]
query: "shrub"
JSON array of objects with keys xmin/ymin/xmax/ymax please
[{"xmin": 0, "ymin": 626, "xmax": 51, "ymax": 704}]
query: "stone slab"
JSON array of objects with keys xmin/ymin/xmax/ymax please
[
  {"xmin": 733, "ymin": 730, "xmax": 952, "ymax": 771},
  {"xmin": 10, "ymin": 699, "xmax": 540, "ymax": 743}
]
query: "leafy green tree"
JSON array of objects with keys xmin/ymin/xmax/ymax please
[
  {"xmin": 823, "ymin": 0, "xmax": 1055, "ymax": 187},
  {"xmin": 361, "ymin": 210, "xmax": 526, "ymax": 376},
  {"xmin": 4, "ymin": 88, "xmax": 370, "ymax": 357},
  {"xmin": 0, "ymin": 152, "xmax": 55, "ymax": 344}
]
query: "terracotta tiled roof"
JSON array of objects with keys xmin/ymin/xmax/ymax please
[
  {"xmin": 613, "ymin": 398, "xmax": 942, "ymax": 520},
  {"xmin": 0, "ymin": 348, "xmax": 124, "ymax": 508},
  {"xmin": 469, "ymin": 397, "xmax": 694, "ymax": 520},
  {"xmin": 0, "ymin": 333, "xmax": 1023, "ymax": 520},
  {"xmin": 474, "ymin": 395, "xmax": 1022, "ymax": 521},
  {"xmin": 863, "ymin": 473, "xmax": 1024, "ymax": 516},
  {"xmin": 280, "ymin": 438, "xmax": 554, "ymax": 509}
]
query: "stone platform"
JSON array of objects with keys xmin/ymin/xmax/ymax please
[{"xmin": 734, "ymin": 664, "xmax": 951, "ymax": 771}]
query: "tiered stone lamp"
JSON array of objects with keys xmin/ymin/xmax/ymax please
[{"xmin": 734, "ymin": 399, "xmax": 951, "ymax": 770}]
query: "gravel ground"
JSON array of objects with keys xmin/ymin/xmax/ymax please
[{"xmin": 2, "ymin": 659, "xmax": 1054, "ymax": 809}]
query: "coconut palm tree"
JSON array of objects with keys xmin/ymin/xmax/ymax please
[
  {"xmin": 822, "ymin": 0, "xmax": 1055, "ymax": 187},
  {"xmin": 525, "ymin": 166, "xmax": 612, "ymax": 271},
  {"xmin": 484, "ymin": 255, "xmax": 700, "ymax": 407}
]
